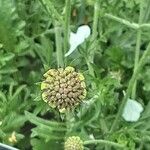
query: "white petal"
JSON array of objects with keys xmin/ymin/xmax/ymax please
[
  {"xmin": 69, "ymin": 32, "xmax": 78, "ymax": 45},
  {"xmin": 65, "ymin": 43, "xmax": 78, "ymax": 57},
  {"xmin": 65, "ymin": 25, "xmax": 91, "ymax": 57},
  {"xmin": 122, "ymin": 99, "xmax": 143, "ymax": 122},
  {"xmin": 77, "ymin": 25, "xmax": 91, "ymax": 39},
  {"xmin": 65, "ymin": 33, "xmax": 80, "ymax": 57},
  {"xmin": 89, "ymin": 134, "xmax": 95, "ymax": 140}
]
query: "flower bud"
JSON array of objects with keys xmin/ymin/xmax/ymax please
[{"xmin": 64, "ymin": 136, "xmax": 84, "ymax": 150}]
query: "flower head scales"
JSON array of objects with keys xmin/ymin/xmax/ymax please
[{"xmin": 41, "ymin": 67, "xmax": 86, "ymax": 113}]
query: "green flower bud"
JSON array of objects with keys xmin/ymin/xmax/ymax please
[
  {"xmin": 41, "ymin": 67, "xmax": 86, "ymax": 113},
  {"xmin": 64, "ymin": 136, "xmax": 84, "ymax": 150}
]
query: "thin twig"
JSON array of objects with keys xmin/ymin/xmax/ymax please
[
  {"xmin": 104, "ymin": 13, "xmax": 150, "ymax": 30},
  {"xmin": 55, "ymin": 24, "xmax": 64, "ymax": 68},
  {"xmin": 104, "ymin": 13, "xmax": 139, "ymax": 29},
  {"xmin": 64, "ymin": 0, "xmax": 71, "ymax": 64},
  {"xmin": 39, "ymin": 0, "xmax": 63, "ymax": 24},
  {"xmin": 132, "ymin": 0, "xmax": 144, "ymax": 99},
  {"xmin": 84, "ymin": 139, "xmax": 126, "ymax": 149},
  {"xmin": 87, "ymin": 0, "xmax": 100, "ymax": 89}
]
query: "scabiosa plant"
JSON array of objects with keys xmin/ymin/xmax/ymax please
[
  {"xmin": 64, "ymin": 136, "xmax": 84, "ymax": 150},
  {"xmin": 41, "ymin": 66, "xmax": 86, "ymax": 113}
]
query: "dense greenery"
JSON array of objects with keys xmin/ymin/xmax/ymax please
[{"xmin": 0, "ymin": 0, "xmax": 150, "ymax": 149}]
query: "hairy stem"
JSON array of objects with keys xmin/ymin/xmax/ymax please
[
  {"xmin": 110, "ymin": 43, "xmax": 150, "ymax": 132},
  {"xmin": 55, "ymin": 25, "xmax": 64, "ymax": 68},
  {"xmin": 104, "ymin": 13, "xmax": 150, "ymax": 29},
  {"xmin": 92, "ymin": 0, "xmax": 100, "ymax": 40},
  {"xmin": 64, "ymin": 0, "xmax": 71, "ymax": 59},
  {"xmin": 86, "ymin": 0, "xmax": 100, "ymax": 88},
  {"xmin": 84, "ymin": 139, "xmax": 126, "ymax": 149},
  {"xmin": 86, "ymin": 0, "xmax": 109, "ymax": 138},
  {"xmin": 40, "ymin": 0, "xmax": 63, "ymax": 24},
  {"xmin": 132, "ymin": 0, "xmax": 144, "ymax": 99},
  {"xmin": 65, "ymin": 111, "xmax": 73, "ymax": 135}
]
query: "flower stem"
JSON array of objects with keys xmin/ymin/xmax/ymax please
[
  {"xmin": 87, "ymin": 0, "xmax": 100, "ymax": 88},
  {"xmin": 86, "ymin": 0, "xmax": 109, "ymax": 136},
  {"xmin": 84, "ymin": 139, "xmax": 126, "ymax": 149},
  {"xmin": 65, "ymin": 111, "xmax": 73, "ymax": 135},
  {"xmin": 131, "ymin": 0, "xmax": 144, "ymax": 99},
  {"xmin": 104, "ymin": 13, "xmax": 150, "ymax": 30},
  {"xmin": 110, "ymin": 43, "xmax": 150, "ymax": 132},
  {"xmin": 132, "ymin": 29, "xmax": 142, "ymax": 99},
  {"xmin": 104, "ymin": 13, "xmax": 139, "ymax": 29},
  {"xmin": 55, "ymin": 24, "xmax": 64, "ymax": 68},
  {"xmin": 92, "ymin": 0, "xmax": 100, "ymax": 40},
  {"xmin": 64, "ymin": 0, "xmax": 71, "ymax": 63},
  {"xmin": 40, "ymin": 0, "xmax": 63, "ymax": 24}
]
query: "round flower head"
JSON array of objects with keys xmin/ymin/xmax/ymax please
[
  {"xmin": 41, "ymin": 67, "xmax": 86, "ymax": 113},
  {"xmin": 64, "ymin": 136, "xmax": 84, "ymax": 150}
]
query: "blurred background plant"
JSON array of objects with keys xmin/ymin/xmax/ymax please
[{"xmin": 0, "ymin": 0, "xmax": 150, "ymax": 150}]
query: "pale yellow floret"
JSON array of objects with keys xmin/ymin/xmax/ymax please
[
  {"xmin": 8, "ymin": 132, "xmax": 17, "ymax": 143},
  {"xmin": 81, "ymin": 82, "xmax": 86, "ymax": 88},
  {"xmin": 41, "ymin": 82, "xmax": 49, "ymax": 90},
  {"xmin": 83, "ymin": 89, "xmax": 87, "ymax": 97},
  {"xmin": 59, "ymin": 108, "xmax": 66, "ymax": 113},
  {"xmin": 65, "ymin": 66, "xmax": 75, "ymax": 72},
  {"xmin": 48, "ymin": 102, "xmax": 56, "ymax": 108},
  {"xmin": 78, "ymin": 73, "xmax": 85, "ymax": 81}
]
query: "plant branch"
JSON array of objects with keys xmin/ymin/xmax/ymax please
[
  {"xmin": 104, "ymin": 13, "xmax": 139, "ymax": 29},
  {"xmin": 104, "ymin": 13, "xmax": 150, "ymax": 30},
  {"xmin": 132, "ymin": 1, "xmax": 144, "ymax": 99},
  {"xmin": 84, "ymin": 139, "xmax": 126, "ymax": 149},
  {"xmin": 110, "ymin": 42, "xmax": 150, "ymax": 132},
  {"xmin": 86, "ymin": 0, "xmax": 100, "ymax": 89},
  {"xmin": 92, "ymin": 0, "xmax": 100, "ymax": 40},
  {"xmin": 39, "ymin": 0, "xmax": 63, "ymax": 24},
  {"xmin": 86, "ymin": 0, "xmax": 109, "ymax": 135},
  {"xmin": 55, "ymin": 24, "xmax": 64, "ymax": 68},
  {"xmin": 64, "ymin": 0, "xmax": 71, "ymax": 59}
]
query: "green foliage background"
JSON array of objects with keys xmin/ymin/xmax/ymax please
[{"xmin": 0, "ymin": 0, "xmax": 150, "ymax": 150}]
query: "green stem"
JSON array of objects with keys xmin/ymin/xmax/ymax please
[
  {"xmin": 143, "ymin": 0, "xmax": 150, "ymax": 21},
  {"xmin": 40, "ymin": 0, "xmax": 63, "ymax": 24},
  {"xmin": 140, "ymin": 23, "xmax": 150, "ymax": 28},
  {"xmin": 55, "ymin": 24, "xmax": 64, "ymax": 68},
  {"xmin": 86, "ymin": 60, "xmax": 95, "ymax": 77},
  {"xmin": 100, "ymin": 117, "xmax": 109, "ymax": 133},
  {"xmin": 104, "ymin": 13, "xmax": 139, "ymax": 29},
  {"xmin": 64, "ymin": 0, "xmax": 71, "ymax": 60},
  {"xmin": 86, "ymin": 0, "xmax": 100, "ymax": 88},
  {"xmin": 138, "ymin": 143, "xmax": 143, "ymax": 150},
  {"xmin": 84, "ymin": 139, "xmax": 125, "ymax": 149},
  {"xmin": 92, "ymin": 0, "xmax": 100, "ymax": 41},
  {"xmin": 104, "ymin": 13, "xmax": 150, "ymax": 30},
  {"xmin": 110, "ymin": 42, "xmax": 150, "ymax": 132},
  {"xmin": 86, "ymin": 0, "xmax": 109, "ymax": 136},
  {"xmin": 65, "ymin": 111, "xmax": 73, "ymax": 135},
  {"xmin": 132, "ymin": 1, "xmax": 144, "ymax": 99},
  {"xmin": 132, "ymin": 29, "xmax": 142, "ymax": 99},
  {"xmin": 90, "ymin": 0, "xmax": 100, "ymax": 64}
]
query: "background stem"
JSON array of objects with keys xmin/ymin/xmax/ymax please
[
  {"xmin": 131, "ymin": 1, "xmax": 144, "ymax": 99},
  {"xmin": 84, "ymin": 139, "xmax": 125, "ymax": 149},
  {"xmin": 86, "ymin": 0, "xmax": 100, "ymax": 89},
  {"xmin": 92, "ymin": 0, "xmax": 100, "ymax": 41},
  {"xmin": 55, "ymin": 24, "xmax": 64, "ymax": 68},
  {"xmin": 64, "ymin": 0, "xmax": 71, "ymax": 65},
  {"xmin": 40, "ymin": 0, "xmax": 63, "ymax": 24},
  {"xmin": 110, "ymin": 43, "xmax": 150, "ymax": 132},
  {"xmin": 104, "ymin": 13, "xmax": 150, "ymax": 29}
]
